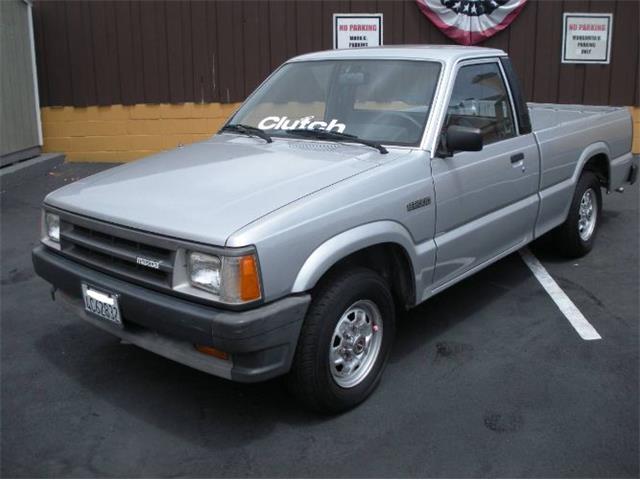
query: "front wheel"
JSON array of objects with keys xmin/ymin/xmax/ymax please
[
  {"xmin": 287, "ymin": 268, "xmax": 395, "ymax": 413},
  {"xmin": 554, "ymin": 171, "xmax": 602, "ymax": 258}
]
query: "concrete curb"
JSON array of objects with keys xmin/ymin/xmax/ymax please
[{"xmin": 0, "ymin": 153, "xmax": 65, "ymax": 188}]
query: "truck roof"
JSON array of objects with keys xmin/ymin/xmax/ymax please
[{"xmin": 289, "ymin": 45, "xmax": 507, "ymax": 64}]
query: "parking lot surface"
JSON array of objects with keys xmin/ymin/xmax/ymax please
[{"xmin": 1, "ymin": 162, "xmax": 638, "ymax": 478}]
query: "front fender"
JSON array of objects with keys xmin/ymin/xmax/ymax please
[{"xmin": 291, "ymin": 220, "xmax": 423, "ymax": 294}]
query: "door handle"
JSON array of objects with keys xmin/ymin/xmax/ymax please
[
  {"xmin": 510, "ymin": 152, "xmax": 526, "ymax": 172},
  {"xmin": 510, "ymin": 153, "xmax": 525, "ymax": 164}
]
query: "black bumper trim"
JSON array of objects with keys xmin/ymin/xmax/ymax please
[{"xmin": 33, "ymin": 246, "xmax": 311, "ymax": 382}]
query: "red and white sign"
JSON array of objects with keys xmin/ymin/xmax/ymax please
[
  {"xmin": 333, "ymin": 14, "xmax": 383, "ymax": 49},
  {"xmin": 562, "ymin": 13, "xmax": 613, "ymax": 64},
  {"xmin": 415, "ymin": 0, "xmax": 528, "ymax": 45}
]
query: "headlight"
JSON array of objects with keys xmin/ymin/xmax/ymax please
[
  {"xmin": 45, "ymin": 212, "xmax": 60, "ymax": 242},
  {"xmin": 188, "ymin": 252, "xmax": 221, "ymax": 294},
  {"xmin": 187, "ymin": 251, "xmax": 262, "ymax": 304}
]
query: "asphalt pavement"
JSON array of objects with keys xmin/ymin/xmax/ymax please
[{"xmin": 1, "ymin": 161, "xmax": 638, "ymax": 478}]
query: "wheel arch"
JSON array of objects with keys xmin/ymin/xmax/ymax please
[
  {"xmin": 576, "ymin": 142, "xmax": 611, "ymax": 190},
  {"xmin": 291, "ymin": 221, "xmax": 418, "ymax": 308}
]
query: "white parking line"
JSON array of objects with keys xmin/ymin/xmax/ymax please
[{"xmin": 519, "ymin": 248, "xmax": 602, "ymax": 341}]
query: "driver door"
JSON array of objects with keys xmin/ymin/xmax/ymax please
[{"xmin": 430, "ymin": 60, "xmax": 540, "ymax": 291}]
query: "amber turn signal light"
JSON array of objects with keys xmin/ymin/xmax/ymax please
[
  {"xmin": 239, "ymin": 255, "xmax": 261, "ymax": 302},
  {"xmin": 195, "ymin": 344, "xmax": 229, "ymax": 360}
]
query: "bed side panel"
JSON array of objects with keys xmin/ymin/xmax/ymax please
[{"xmin": 533, "ymin": 107, "xmax": 632, "ymax": 237}]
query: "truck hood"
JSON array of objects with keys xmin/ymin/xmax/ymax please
[{"xmin": 45, "ymin": 135, "xmax": 399, "ymax": 245}]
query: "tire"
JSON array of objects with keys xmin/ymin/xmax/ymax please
[
  {"xmin": 287, "ymin": 267, "xmax": 395, "ymax": 413},
  {"xmin": 553, "ymin": 171, "xmax": 602, "ymax": 258}
]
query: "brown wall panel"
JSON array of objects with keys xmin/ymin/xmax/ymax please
[
  {"xmin": 607, "ymin": 0, "xmax": 638, "ymax": 106},
  {"xmin": 296, "ymin": 0, "xmax": 324, "ymax": 54},
  {"xmin": 403, "ymin": 0, "xmax": 424, "ymax": 43},
  {"xmin": 268, "ymin": 1, "xmax": 290, "ymax": 70},
  {"xmin": 139, "ymin": 2, "xmax": 166, "ymax": 103},
  {"xmin": 214, "ymin": 1, "xmax": 234, "ymax": 103},
  {"xmin": 508, "ymin": 0, "xmax": 537, "ymax": 102},
  {"xmin": 481, "ymin": 17, "xmax": 510, "ymax": 53},
  {"xmin": 321, "ymin": 1, "xmax": 351, "ymax": 48},
  {"xmin": 190, "ymin": 1, "xmax": 213, "ymax": 103},
  {"xmin": 91, "ymin": 1, "xmax": 122, "ymax": 106},
  {"xmin": 582, "ymin": 0, "xmax": 616, "ymax": 105},
  {"xmin": 229, "ymin": 0, "xmax": 245, "ymax": 102},
  {"xmin": 215, "ymin": 1, "xmax": 246, "ymax": 103},
  {"xmin": 179, "ymin": 1, "xmax": 195, "ymax": 102},
  {"xmin": 556, "ymin": 0, "xmax": 588, "ymax": 105},
  {"xmin": 165, "ymin": 1, "xmax": 187, "ymax": 103},
  {"xmin": 128, "ymin": 2, "xmax": 147, "ymax": 104},
  {"xmin": 65, "ymin": 1, "xmax": 97, "ymax": 107},
  {"xmin": 33, "ymin": 2, "xmax": 49, "ymax": 107},
  {"xmin": 353, "ymin": 0, "xmax": 379, "ymax": 44},
  {"xmin": 242, "ymin": 1, "xmax": 271, "ymax": 95},
  {"xmin": 377, "ymin": 0, "xmax": 405, "ymax": 45},
  {"xmin": 115, "ymin": 2, "xmax": 140, "ymax": 105},
  {"xmin": 39, "ymin": 1, "xmax": 73, "ymax": 106},
  {"xmin": 532, "ymin": 0, "xmax": 563, "ymax": 103},
  {"xmin": 34, "ymin": 0, "xmax": 638, "ymax": 107},
  {"xmin": 204, "ymin": 1, "xmax": 220, "ymax": 102}
]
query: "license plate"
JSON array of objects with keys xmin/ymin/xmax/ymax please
[{"xmin": 82, "ymin": 284, "xmax": 122, "ymax": 326}]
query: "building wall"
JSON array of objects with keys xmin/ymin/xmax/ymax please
[
  {"xmin": 33, "ymin": 0, "xmax": 640, "ymax": 161},
  {"xmin": 42, "ymin": 103, "xmax": 241, "ymax": 162}
]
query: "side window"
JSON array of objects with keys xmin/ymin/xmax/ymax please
[{"xmin": 444, "ymin": 63, "xmax": 516, "ymax": 146}]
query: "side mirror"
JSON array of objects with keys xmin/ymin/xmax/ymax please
[{"xmin": 438, "ymin": 125, "xmax": 483, "ymax": 157}]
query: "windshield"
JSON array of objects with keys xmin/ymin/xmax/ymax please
[{"xmin": 228, "ymin": 60, "xmax": 442, "ymax": 146}]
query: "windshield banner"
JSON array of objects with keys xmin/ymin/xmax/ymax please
[
  {"xmin": 257, "ymin": 116, "xmax": 346, "ymax": 133},
  {"xmin": 415, "ymin": 0, "xmax": 528, "ymax": 45}
]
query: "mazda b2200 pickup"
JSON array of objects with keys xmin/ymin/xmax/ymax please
[{"xmin": 33, "ymin": 46, "xmax": 638, "ymax": 412}]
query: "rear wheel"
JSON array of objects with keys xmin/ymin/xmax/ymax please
[
  {"xmin": 554, "ymin": 171, "xmax": 602, "ymax": 258},
  {"xmin": 287, "ymin": 268, "xmax": 395, "ymax": 413}
]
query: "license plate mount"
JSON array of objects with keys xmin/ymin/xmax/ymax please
[{"xmin": 82, "ymin": 283, "xmax": 122, "ymax": 326}]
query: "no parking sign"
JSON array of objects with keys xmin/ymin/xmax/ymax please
[{"xmin": 333, "ymin": 14, "xmax": 383, "ymax": 49}]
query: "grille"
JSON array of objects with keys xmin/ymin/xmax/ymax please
[{"xmin": 60, "ymin": 221, "xmax": 175, "ymax": 288}]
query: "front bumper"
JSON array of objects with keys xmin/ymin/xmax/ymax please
[{"xmin": 32, "ymin": 246, "xmax": 310, "ymax": 382}]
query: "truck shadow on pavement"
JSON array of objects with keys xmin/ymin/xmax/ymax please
[
  {"xmin": 35, "ymin": 321, "xmax": 300, "ymax": 449},
  {"xmin": 391, "ymin": 252, "xmax": 533, "ymax": 364},
  {"xmin": 34, "ymin": 251, "xmax": 533, "ymax": 450},
  {"xmin": 525, "ymin": 206, "xmax": 622, "ymax": 265}
]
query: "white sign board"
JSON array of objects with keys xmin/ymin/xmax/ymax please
[
  {"xmin": 562, "ymin": 13, "xmax": 613, "ymax": 64},
  {"xmin": 333, "ymin": 14, "xmax": 383, "ymax": 49}
]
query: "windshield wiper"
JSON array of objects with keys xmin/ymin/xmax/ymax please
[
  {"xmin": 221, "ymin": 124, "xmax": 272, "ymax": 143},
  {"xmin": 285, "ymin": 129, "xmax": 388, "ymax": 154}
]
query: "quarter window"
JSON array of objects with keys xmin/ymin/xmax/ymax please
[{"xmin": 443, "ymin": 63, "xmax": 516, "ymax": 146}]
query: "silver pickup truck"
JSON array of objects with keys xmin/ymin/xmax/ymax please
[{"xmin": 33, "ymin": 46, "xmax": 637, "ymax": 412}]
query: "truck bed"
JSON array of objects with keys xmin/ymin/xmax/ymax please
[
  {"xmin": 528, "ymin": 103, "xmax": 629, "ymax": 132},
  {"xmin": 527, "ymin": 102, "xmax": 634, "ymax": 238}
]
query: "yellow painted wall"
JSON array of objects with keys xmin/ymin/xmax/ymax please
[
  {"xmin": 42, "ymin": 103, "xmax": 640, "ymax": 162},
  {"xmin": 41, "ymin": 102, "xmax": 242, "ymax": 162},
  {"xmin": 632, "ymin": 107, "xmax": 640, "ymax": 154}
]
